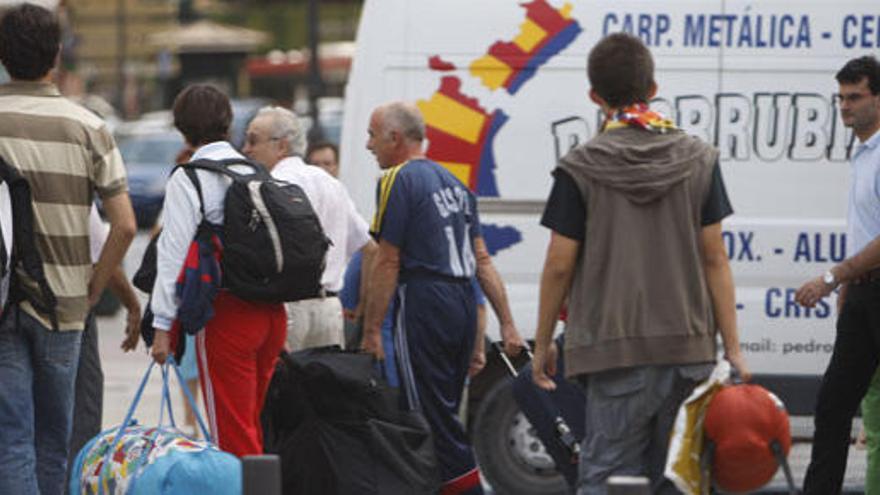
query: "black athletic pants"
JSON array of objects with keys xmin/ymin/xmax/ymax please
[{"xmin": 804, "ymin": 280, "xmax": 880, "ymax": 494}]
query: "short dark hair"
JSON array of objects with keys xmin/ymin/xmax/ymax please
[
  {"xmin": 587, "ymin": 33, "xmax": 655, "ymax": 108},
  {"xmin": 0, "ymin": 4, "xmax": 60, "ymax": 80},
  {"xmin": 306, "ymin": 141, "xmax": 338, "ymax": 161},
  {"xmin": 172, "ymin": 84, "xmax": 232, "ymax": 146},
  {"xmin": 836, "ymin": 56, "xmax": 880, "ymax": 95}
]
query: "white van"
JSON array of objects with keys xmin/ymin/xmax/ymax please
[{"xmin": 339, "ymin": 1, "xmax": 874, "ymax": 492}]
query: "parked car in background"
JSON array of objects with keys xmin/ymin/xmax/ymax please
[
  {"xmin": 295, "ymin": 96, "xmax": 344, "ymax": 145},
  {"xmin": 115, "ymin": 111, "xmax": 183, "ymax": 228},
  {"xmin": 230, "ymin": 97, "xmax": 271, "ymax": 149}
]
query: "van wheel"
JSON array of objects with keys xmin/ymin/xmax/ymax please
[{"xmin": 472, "ymin": 378, "xmax": 570, "ymax": 495}]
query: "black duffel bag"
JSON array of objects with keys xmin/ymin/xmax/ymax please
[{"xmin": 262, "ymin": 346, "xmax": 440, "ymax": 495}]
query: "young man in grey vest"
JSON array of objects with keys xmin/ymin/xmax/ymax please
[{"xmin": 531, "ymin": 33, "xmax": 750, "ymax": 494}]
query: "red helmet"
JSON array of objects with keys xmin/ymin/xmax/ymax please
[{"xmin": 703, "ymin": 384, "xmax": 792, "ymax": 492}]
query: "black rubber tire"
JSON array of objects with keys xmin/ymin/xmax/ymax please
[{"xmin": 472, "ymin": 378, "xmax": 570, "ymax": 495}]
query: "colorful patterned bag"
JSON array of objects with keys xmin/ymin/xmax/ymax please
[{"xmin": 69, "ymin": 359, "xmax": 241, "ymax": 495}]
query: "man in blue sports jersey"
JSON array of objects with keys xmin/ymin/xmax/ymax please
[{"xmin": 361, "ymin": 101, "xmax": 523, "ymax": 494}]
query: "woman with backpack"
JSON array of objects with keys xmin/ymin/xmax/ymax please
[{"xmin": 149, "ymin": 84, "xmax": 286, "ymax": 457}]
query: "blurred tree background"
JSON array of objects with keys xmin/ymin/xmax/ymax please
[
  {"xmin": 54, "ymin": 0, "xmax": 363, "ymax": 118},
  {"xmin": 209, "ymin": 0, "xmax": 362, "ymax": 50}
]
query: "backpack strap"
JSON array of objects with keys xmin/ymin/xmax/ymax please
[
  {"xmin": 179, "ymin": 166, "xmax": 206, "ymax": 219},
  {"xmin": 0, "ymin": 158, "xmax": 59, "ymax": 331},
  {"xmin": 130, "ymin": 164, "xmax": 209, "ymax": 296},
  {"xmin": 184, "ymin": 158, "xmax": 271, "ymax": 182}
]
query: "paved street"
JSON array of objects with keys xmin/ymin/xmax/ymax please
[
  {"xmin": 98, "ymin": 306, "xmax": 204, "ymax": 433},
  {"xmin": 94, "ymin": 234, "xmax": 868, "ymax": 493}
]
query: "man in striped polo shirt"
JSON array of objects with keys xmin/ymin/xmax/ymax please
[{"xmin": 0, "ymin": 5, "xmax": 136, "ymax": 495}]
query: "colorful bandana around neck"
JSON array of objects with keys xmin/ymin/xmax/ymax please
[{"xmin": 603, "ymin": 103, "xmax": 678, "ymax": 134}]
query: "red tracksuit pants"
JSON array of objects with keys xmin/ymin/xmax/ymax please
[{"xmin": 196, "ymin": 291, "xmax": 286, "ymax": 457}]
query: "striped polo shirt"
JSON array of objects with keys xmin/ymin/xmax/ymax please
[{"xmin": 0, "ymin": 81, "xmax": 127, "ymax": 331}]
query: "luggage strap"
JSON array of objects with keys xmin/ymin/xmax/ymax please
[
  {"xmin": 99, "ymin": 357, "xmax": 213, "ymax": 493},
  {"xmin": 178, "ymin": 157, "xmax": 271, "ymax": 182},
  {"xmin": 492, "ymin": 341, "xmax": 534, "ymax": 378}
]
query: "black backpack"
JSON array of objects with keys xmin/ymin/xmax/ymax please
[
  {"xmin": 182, "ymin": 158, "xmax": 330, "ymax": 303},
  {"xmin": 0, "ymin": 157, "xmax": 58, "ymax": 329}
]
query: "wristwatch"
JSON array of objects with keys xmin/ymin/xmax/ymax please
[{"xmin": 823, "ymin": 270, "xmax": 838, "ymax": 288}]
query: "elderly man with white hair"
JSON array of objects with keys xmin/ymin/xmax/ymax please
[{"xmin": 243, "ymin": 106, "xmax": 376, "ymax": 351}]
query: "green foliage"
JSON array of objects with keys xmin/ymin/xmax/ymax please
[{"xmin": 212, "ymin": 2, "xmax": 362, "ymax": 50}]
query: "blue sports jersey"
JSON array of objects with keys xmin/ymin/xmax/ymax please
[{"xmin": 371, "ymin": 159, "xmax": 482, "ymax": 279}]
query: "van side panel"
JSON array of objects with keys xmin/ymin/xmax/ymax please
[{"xmin": 340, "ymin": 0, "xmax": 874, "ymax": 377}]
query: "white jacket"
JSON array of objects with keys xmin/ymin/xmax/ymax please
[{"xmin": 150, "ymin": 141, "xmax": 244, "ymax": 331}]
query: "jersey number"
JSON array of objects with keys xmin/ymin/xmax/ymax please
[{"xmin": 444, "ymin": 225, "xmax": 475, "ymax": 277}]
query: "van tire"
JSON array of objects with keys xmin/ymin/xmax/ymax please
[{"xmin": 472, "ymin": 378, "xmax": 570, "ymax": 495}]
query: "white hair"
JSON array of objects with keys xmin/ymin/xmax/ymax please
[
  {"xmin": 380, "ymin": 101, "xmax": 425, "ymax": 142},
  {"xmin": 255, "ymin": 106, "xmax": 307, "ymax": 157}
]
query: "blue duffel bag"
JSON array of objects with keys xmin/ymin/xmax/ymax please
[{"xmin": 69, "ymin": 357, "xmax": 241, "ymax": 495}]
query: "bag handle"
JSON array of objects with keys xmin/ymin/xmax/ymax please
[
  {"xmin": 99, "ymin": 360, "xmax": 156, "ymax": 493},
  {"xmin": 98, "ymin": 357, "xmax": 214, "ymax": 493},
  {"xmin": 167, "ymin": 355, "xmax": 212, "ymax": 440},
  {"xmin": 146, "ymin": 356, "xmax": 212, "ymax": 441},
  {"xmin": 158, "ymin": 364, "xmax": 177, "ymax": 428},
  {"xmin": 143, "ymin": 363, "xmax": 179, "ymax": 459}
]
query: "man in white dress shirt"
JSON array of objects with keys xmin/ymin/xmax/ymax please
[{"xmin": 243, "ymin": 106, "xmax": 376, "ymax": 351}]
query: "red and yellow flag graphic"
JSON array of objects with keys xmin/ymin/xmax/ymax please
[
  {"xmin": 470, "ymin": 0, "xmax": 581, "ymax": 94},
  {"xmin": 417, "ymin": 76, "xmax": 507, "ymax": 196}
]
